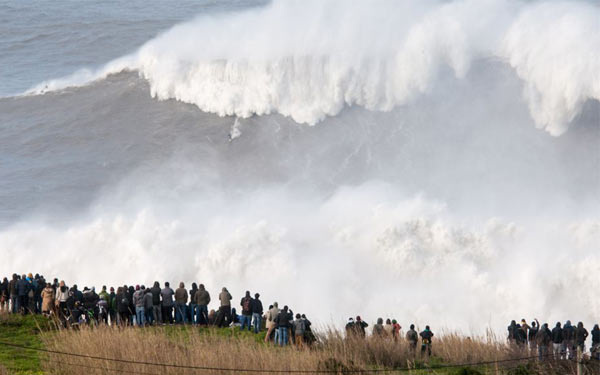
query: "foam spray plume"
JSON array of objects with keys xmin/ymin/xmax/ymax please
[{"xmin": 2, "ymin": 0, "xmax": 599, "ymax": 332}]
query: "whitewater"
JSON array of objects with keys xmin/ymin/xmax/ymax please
[{"xmin": 0, "ymin": 0, "xmax": 599, "ymax": 332}]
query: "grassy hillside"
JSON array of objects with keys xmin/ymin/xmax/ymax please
[{"xmin": 0, "ymin": 314, "xmax": 582, "ymax": 375}]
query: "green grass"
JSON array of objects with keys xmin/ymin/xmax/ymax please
[
  {"xmin": 0, "ymin": 315, "xmax": 527, "ymax": 375},
  {"xmin": 0, "ymin": 313, "xmax": 51, "ymax": 375}
]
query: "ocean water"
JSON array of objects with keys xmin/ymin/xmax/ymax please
[{"xmin": 1, "ymin": 0, "xmax": 599, "ymax": 331}]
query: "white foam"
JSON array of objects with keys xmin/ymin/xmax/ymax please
[{"xmin": 23, "ymin": 0, "xmax": 600, "ymax": 135}]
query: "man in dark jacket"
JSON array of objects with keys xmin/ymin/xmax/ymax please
[
  {"xmin": 507, "ymin": 320, "xmax": 517, "ymax": 345},
  {"xmin": 563, "ymin": 320, "xmax": 576, "ymax": 359},
  {"xmin": 575, "ymin": 322, "xmax": 588, "ymax": 353},
  {"xmin": 240, "ymin": 291, "xmax": 253, "ymax": 331},
  {"xmin": 9, "ymin": 274, "xmax": 18, "ymax": 313},
  {"xmin": 150, "ymin": 282, "xmax": 162, "ymax": 325},
  {"xmin": 528, "ymin": 321, "xmax": 539, "ymax": 352},
  {"xmin": 354, "ymin": 316, "xmax": 369, "ymax": 338},
  {"xmin": 551, "ymin": 322, "xmax": 563, "ymax": 359},
  {"xmin": 16, "ymin": 275, "xmax": 30, "ymax": 314},
  {"xmin": 252, "ymin": 293, "xmax": 263, "ymax": 333},
  {"xmin": 108, "ymin": 287, "xmax": 117, "ymax": 326},
  {"xmin": 274, "ymin": 306, "xmax": 291, "ymax": 346}
]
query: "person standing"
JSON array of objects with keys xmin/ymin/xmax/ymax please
[
  {"xmin": 275, "ymin": 306, "xmax": 291, "ymax": 346},
  {"xmin": 528, "ymin": 320, "xmax": 539, "ymax": 354},
  {"xmin": 194, "ymin": 284, "xmax": 210, "ymax": 326},
  {"xmin": 354, "ymin": 316, "xmax": 369, "ymax": 338},
  {"xmin": 0, "ymin": 277, "xmax": 9, "ymax": 312},
  {"xmin": 143, "ymin": 288, "xmax": 154, "ymax": 325},
  {"xmin": 264, "ymin": 303, "xmax": 279, "ymax": 343},
  {"xmin": 9, "ymin": 274, "xmax": 18, "ymax": 313},
  {"xmin": 406, "ymin": 324, "xmax": 418, "ymax": 355},
  {"xmin": 133, "ymin": 285, "xmax": 145, "ymax": 327},
  {"xmin": 40, "ymin": 283, "xmax": 55, "ymax": 316},
  {"xmin": 575, "ymin": 322, "xmax": 588, "ymax": 354},
  {"xmin": 150, "ymin": 282, "xmax": 162, "ymax": 325},
  {"xmin": 108, "ymin": 287, "xmax": 117, "ymax": 326},
  {"xmin": 189, "ymin": 283, "xmax": 198, "ymax": 325},
  {"xmin": 175, "ymin": 282, "xmax": 188, "ymax": 324},
  {"xmin": 293, "ymin": 314, "xmax": 306, "ymax": 349},
  {"xmin": 563, "ymin": 320, "xmax": 576, "ymax": 359},
  {"xmin": 420, "ymin": 326, "xmax": 434, "ymax": 357},
  {"xmin": 551, "ymin": 322, "xmax": 563, "ymax": 359},
  {"xmin": 216, "ymin": 287, "xmax": 232, "ymax": 328},
  {"xmin": 536, "ymin": 323, "xmax": 552, "ymax": 360},
  {"xmin": 591, "ymin": 324, "xmax": 600, "ymax": 360},
  {"xmin": 251, "ymin": 293, "xmax": 263, "ymax": 333},
  {"xmin": 240, "ymin": 291, "xmax": 253, "ymax": 331},
  {"xmin": 373, "ymin": 318, "xmax": 385, "ymax": 337},
  {"xmin": 17, "ymin": 275, "xmax": 29, "ymax": 314},
  {"xmin": 161, "ymin": 282, "xmax": 175, "ymax": 325}
]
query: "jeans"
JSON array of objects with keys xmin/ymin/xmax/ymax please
[
  {"xmin": 152, "ymin": 305, "xmax": 162, "ymax": 324},
  {"xmin": 175, "ymin": 303, "xmax": 187, "ymax": 324},
  {"xmin": 196, "ymin": 305, "xmax": 208, "ymax": 325},
  {"xmin": 252, "ymin": 313, "xmax": 262, "ymax": 333},
  {"xmin": 189, "ymin": 304, "xmax": 198, "ymax": 324},
  {"xmin": 278, "ymin": 327, "xmax": 289, "ymax": 346},
  {"xmin": 135, "ymin": 306, "xmax": 145, "ymax": 326},
  {"xmin": 10, "ymin": 296, "xmax": 17, "ymax": 313},
  {"xmin": 240, "ymin": 314, "xmax": 252, "ymax": 330},
  {"xmin": 145, "ymin": 308, "xmax": 153, "ymax": 325},
  {"xmin": 162, "ymin": 305, "xmax": 173, "ymax": 324}
]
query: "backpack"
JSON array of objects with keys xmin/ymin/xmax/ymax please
[{"xmin": 242, "ymin": 298, "xmax": 251, "ymax": 313}]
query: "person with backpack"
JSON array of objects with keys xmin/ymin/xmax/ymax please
[
  {"xmin": 240, "ymin": 291, "xmax": 253, "ymax": 331},
  {"xmin": 252, "ymin": 293, "xmax": 263, "ymax": 333},
  {"xmin": 161, "ymin": 282, "xmax": 175, "ymax": 325},
  {"xmin": 116, "ymin": 286, "xmax": 131, "ymax": 326},
  {"xmin": 420, "ymin": 326, "xmax": 434, "ymax": 357},
  {"xmin": 406, "ymin": 324, "xmax": 418, "ymax": 355}
]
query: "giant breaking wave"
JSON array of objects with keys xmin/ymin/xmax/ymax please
[{"xmin": 27, "ymin": 0, "xmax": 600, "ymax": 135}]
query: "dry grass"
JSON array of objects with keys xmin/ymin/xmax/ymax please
[{"xmin": 37, "ymin": 325, "xmax": 576, "ymax": 375}]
